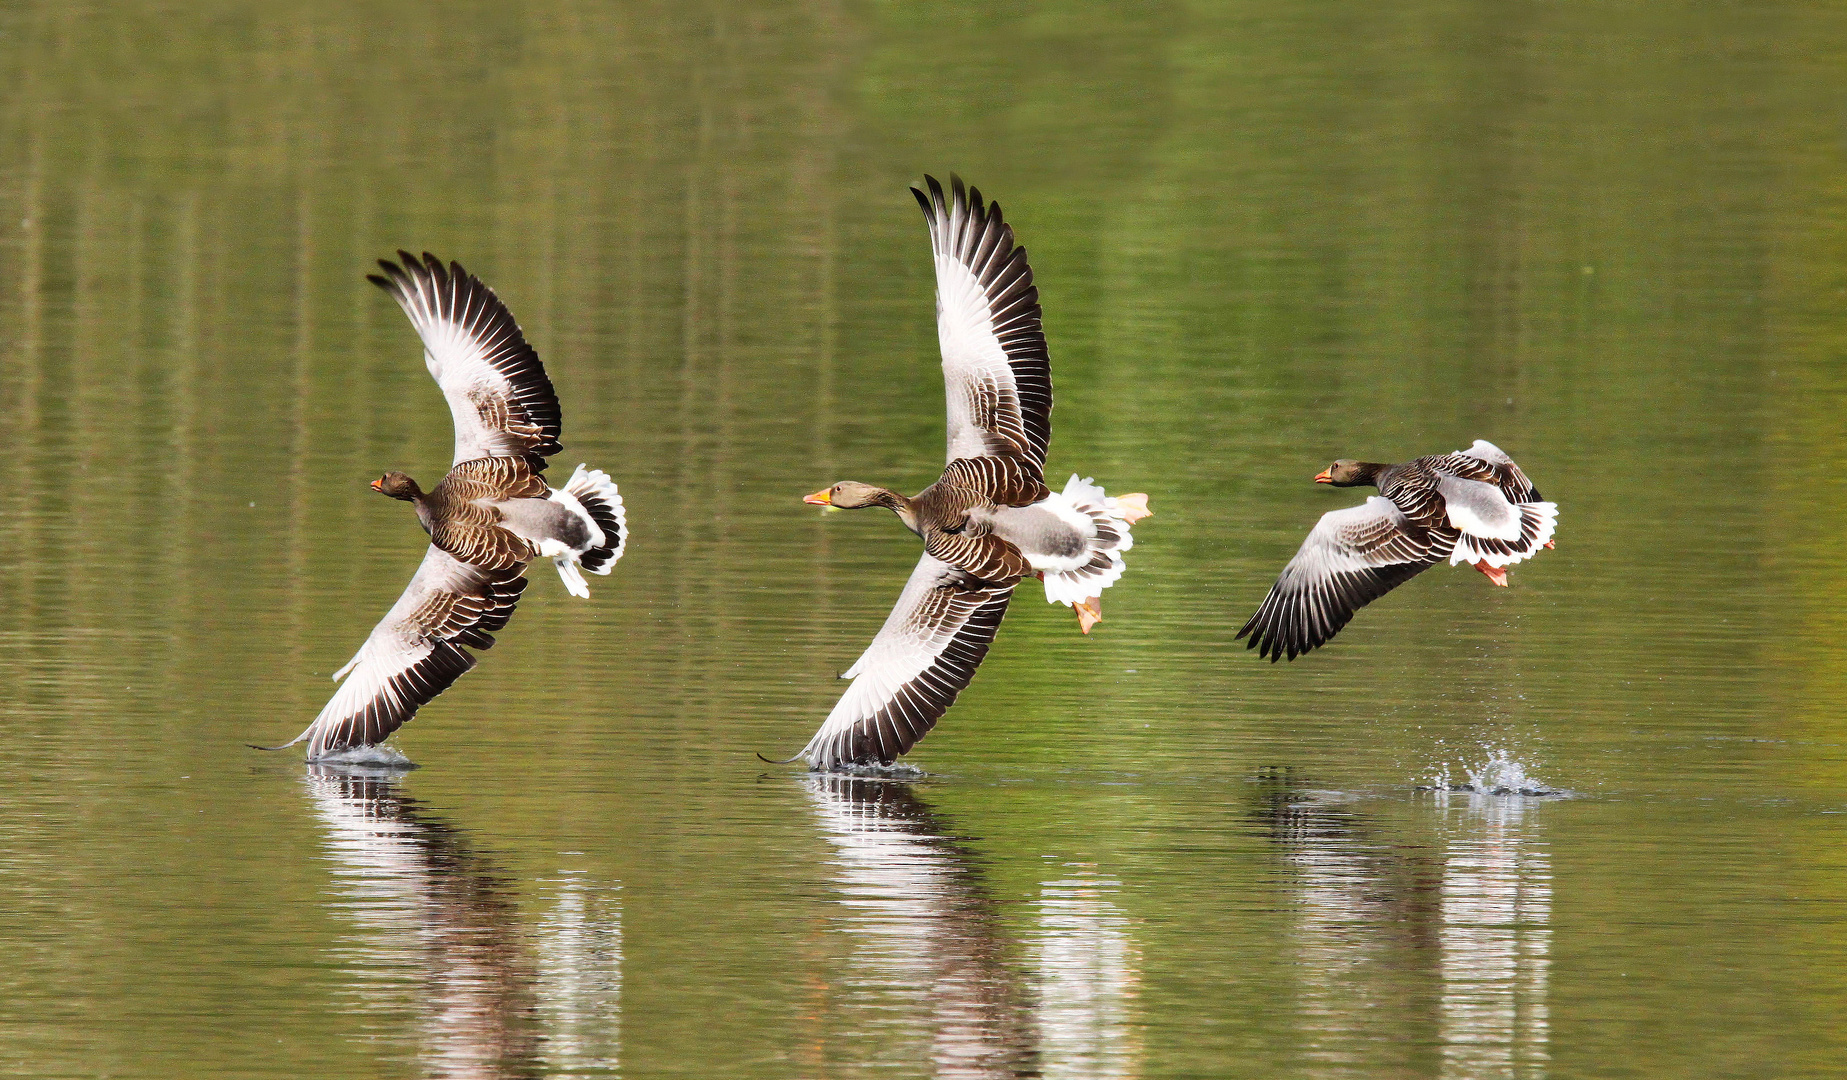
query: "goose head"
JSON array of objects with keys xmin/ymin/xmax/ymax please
[
  {"xmin": 371, "ymin": 471, "xmax": 425, "ymax": 501},
  {"xmin": 805, "ymin": 481, "xmax": 901, "ymax": 510},
  {"xmin": 805, "ymin": 482, "xmax": 919, "ymax": 534},
  {"xmin": 1315, "ymin": 460, "xmax": 1384, "ymax": 487}
]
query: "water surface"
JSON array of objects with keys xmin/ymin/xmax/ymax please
[{"xmin": 1, "ymin": 2, "xmax": 1845, "ymax": 1076}]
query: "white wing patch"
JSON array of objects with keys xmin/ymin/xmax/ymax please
[{"xmin": 935, "ymin": 252, "xmax": 1016, "ymax": 462}]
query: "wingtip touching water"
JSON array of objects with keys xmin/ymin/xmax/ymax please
[{"xmin": 790, "ymin": 176, "xmax": 1153, "ymax": 772}]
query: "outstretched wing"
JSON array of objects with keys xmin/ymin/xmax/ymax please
[
  {"xmin": 913, "ymin": 175, "xmax": 1052, "ymax": 471},
  {"xmin": 1238, "ymin": 497, "xmax": 1455, "ymax": 662},
  {"xmin": 277, "ymin": 547, "xmax": 527, "ymax": 759},
  {"xmin": 369, "ymin": 252, "xmax": 562, "ymax": 467},
  {"xmin": 1433, "ymin": 439, "xmax": 1543, "ymax": 503},
  {"xmin": 801, "ymin": 555, "xmax": 1015, "ymax": 771}
]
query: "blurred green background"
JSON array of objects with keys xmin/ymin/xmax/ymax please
[{"xmin": 1, "ymin": 1, "xmax": 1844, "ymax": 1077}]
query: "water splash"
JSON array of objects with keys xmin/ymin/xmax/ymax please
[
  {"xmin": 820, "ymin": 760, "xmax": 926, "ymax": 780},
  {"xmin": 1423, "ymin": 748, "xmax": 1564, "ymax": 798},
  {"xmin": 307, "ymin": 744, "xmax": 416, "ymax": 773}
]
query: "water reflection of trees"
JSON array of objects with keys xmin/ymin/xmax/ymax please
[
  {"xmin": 304, "ymin": 767, "xmax": 620, "ymax": 1079},
  {"xmin": 1254, "ymin": 774, "xmax": 1550, "ymax": 1080},
  {"xmin": 802, "ymin": 775, "xmax": 1143, "ymax": 1079}
]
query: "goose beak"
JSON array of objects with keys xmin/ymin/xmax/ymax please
[
  {"xmin": 370, "ymin": 477, "xmax": 384, "ymax": 492},
  {"xmin": 1313, "ymin": 468, "xmax": 1333, "ymax": 484},
  {"xmin": 803, "ymin": 488, "xmax": 833, "ymax": 506}
]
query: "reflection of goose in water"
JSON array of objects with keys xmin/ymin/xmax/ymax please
[
  {"xmin": 1254, "ymin": 775, "xmax": 1550, "ymax": 1079},
  {"xmin": 1434, "ymin": 792, "xmax": 1551, "ymax": 1080},
  {"xmin": 802, "ymin": 775, "xmax": 1038, "ymax": 1078},
  {"xmin": 1031, "ymin": 867, "xmax": 1142, "ymax": 1079},
  {"xmin": 1254, "ymin": 778, "xmax": 1445, "ymax": 1075},
  {"xmin": 305, "ymin": 767, "xmax": 620, "ymax": 1078},
  {"xmin": 803, "ymin": 776, "xmax": 1143, "ymax": 1078}
]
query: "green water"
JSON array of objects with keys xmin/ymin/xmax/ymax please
[{"xmin": 2, "ymin": 1, "xmax": 1845, "ymax": 1076}]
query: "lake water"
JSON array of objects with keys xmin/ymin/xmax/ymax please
[{"xmin": 1, "ymin": 2, "xmax": 1845, "ymax": 1077}]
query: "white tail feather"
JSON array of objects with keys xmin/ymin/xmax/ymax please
[
  {"xmin": 1449, "ymin": 501, "xmax": 1558, "ymax": 568},
  {"xmin": 1040, "ymin": 473, "xmax": 1140, "ymax": 606},
  {"xmin": 538, "ymin": 463, "xmax": 628, "ymax": 598},
  {"xmin": 555, "ymin": 557, "xmax": 590, "ymax": 598},
  {"xmin": 564, "ymin": 463, "xmax": 627, "ymax": 572}
]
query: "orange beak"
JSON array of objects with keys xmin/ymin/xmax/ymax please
[
  {"xmin": 1313, "ymin": 468, "xmax": 1333, "ymax": 484},
  {"xmin": 803, "ymin": 487, "xmax": 833, "ymax": 506},
  {"xmin": 370, "ymin": 477, "xmax": 384, "ymax": 492}
]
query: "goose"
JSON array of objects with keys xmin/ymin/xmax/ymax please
[
  {"xmin": 258, "ymin": 253, "xmax": 626, "ymax": 761},
  {"xmin": 1237, "ymin": 440, "xmax": 1555, "ymax": 661},
  {"xmin": 790, "ymin": 176, "xmax": 1151, "ymax": 772}
]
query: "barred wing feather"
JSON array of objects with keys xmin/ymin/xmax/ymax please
[
  {"xmin": 913, "ymin": 175, "xmax": 1053, "ymax": 471},
  {"xmin": 802, "ymin": 555, "xmax": 1015, "ymax": 771},
  {"xmin": 369, "ymin": 252, "xmax": 562, "ymax": 467},
  {"xmin": 282, "ymin": 547, "xmax": 527, "ymax": 760},
  {"xmin": 1238, "ymin": 498, "xmax": 1454, "ymax": 662}
]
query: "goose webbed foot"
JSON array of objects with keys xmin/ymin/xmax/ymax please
[
  {"xmin": 1073, "ymin": 597, "xmax": 1103, "ymax": 634},
  {"xmin": 1473, "ymin": 560, "xmax": 1509, "ymax": 587},
  {"xmin": 1113, "ymin": 493, "xmax": 1153, "ymax": 525}
]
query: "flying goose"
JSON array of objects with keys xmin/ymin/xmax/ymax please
[
  {"xmin": 260, "ymin": 253, "xmax": 627, "ymax": 761},
  {"xmin": 1238, "ymin": 440, "xmax": 1556, "ymax": 661},
  {"xmin": 791, "ymin": 176, "xmax": 1152, "ymax": 772}
]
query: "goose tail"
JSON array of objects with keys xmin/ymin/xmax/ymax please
[
  {"xmin": 1038, "ymin": 474, "xmax": 1151, "ymax": 610},
  {"xmin": 562, "ymin": 463, "xmax": 627, "ymax": 576},
  {"xmin": 1448, "ymin": 501, "xmax": 1557, "ymax": 569}
]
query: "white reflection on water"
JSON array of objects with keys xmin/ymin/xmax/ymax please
[
  {"xmin": 802, "ymin": 775, "xmax": 1038, "ymax": 1078},
  {"xmin": 1262, "ymin": 776, "xmax": 1552, "ymax": 1079},
  {"xmin": 534, "ymin": 873, "xmax": 623, "ymax": 1077},
  {"xmin": 1032, "ymin": 868, "xmax": 1141, "ymax": 1079},
  {"xmin": 304, "ymin": 767, "xmax": 621, "ymax": 1079},
  {"xmin": 1435, "ymin": 792, "xmax": 1551, "ymax": 1080}
]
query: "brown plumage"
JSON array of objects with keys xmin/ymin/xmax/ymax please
[
  {"xmin": 375, "ymin": 457, "xmax": 553, "ymax": 572},
  {"xmin": 805, "ymin": 453, "xmax": 1049, "ymax": 585},
  {"xmin": 1238, "ymin": 440, "xmax": 1557, "ymax": 661},
  {"xmin": 261, "ymin": 253, "xmax": 628, "ymax": 762},
  {"xmin": 790, "ymin": 175, "xmax": 1152, "ymax": 773}
]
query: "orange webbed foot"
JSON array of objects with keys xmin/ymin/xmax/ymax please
[
  {"xmin": 1113, "ymin": 493, "xmax": 1152, "ymax": 525},
  {"xmin": 1073, "ymin": 597, "xmax": 1103, "ymax": 634},
  {"xmin": 1474, "ymin": 560, "xmax": 1509, "ymax": 587}
]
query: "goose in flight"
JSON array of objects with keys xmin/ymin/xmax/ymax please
[
  {"xmin": 1238, "ymin": 440, "xmax": 1556, "ymax": 661},
  {"xmin": 792, "ymin": 176, "xmax": 1151, "ymax": 772},
  {"xmin": 260, "ymin": 253, "xmax": 626, "ymax": 761}
]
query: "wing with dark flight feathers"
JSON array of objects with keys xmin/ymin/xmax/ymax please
[
  {"xmin": 369, "ymin": 252, "xmax": 563, "ymax": 468},
  {"xmin": 801, "ymin": 555, "xmax": 1015, "ymax": 770},
  {"xmin": 914, "ymin": 176, "xmax": 1053, "ymax": 472},
  {"xmin": 1238, "ymin": 497, "xmax": 1455, "ymax": 661},
  {"xmin": 275, "ymin": 547, "xmax": 527, "ymax": 759}
]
